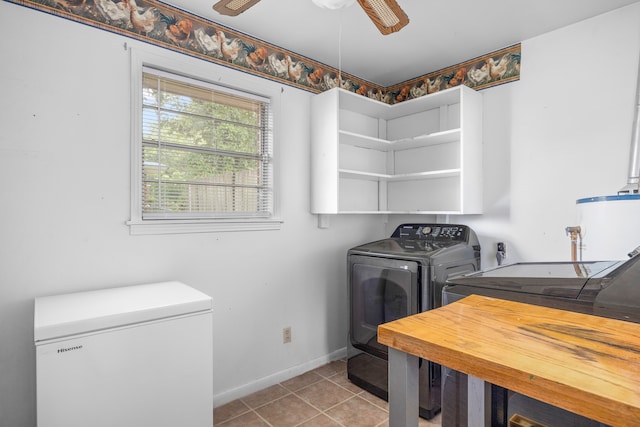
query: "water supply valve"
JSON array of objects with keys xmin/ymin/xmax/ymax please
[
  {"xmin": 565, "ymin": 226, "xmax": 582, "ymax": 261},
  {"xmin": 496, "ymin": 242, "xmax": 506, "ymax": 266}
]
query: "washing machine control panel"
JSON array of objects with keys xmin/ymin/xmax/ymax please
[{"xmin": 392, "ymin": 224, "xmax": 468, "ymax": 241}]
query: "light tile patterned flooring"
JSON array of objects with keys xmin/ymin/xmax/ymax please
[{"xmin": 214, "ymin": 359, "xmax": 442, "ymax": 427}]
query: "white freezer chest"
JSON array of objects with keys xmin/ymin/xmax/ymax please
[{"xmin": 34, "ymin": 281, "xmax": 214, "ymax": 427}]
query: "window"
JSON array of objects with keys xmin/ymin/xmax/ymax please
[{"xmin": 128, "ymin": 49, "xmax": 281, "ymax": 234}]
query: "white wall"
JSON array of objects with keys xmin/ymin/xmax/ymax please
[
  {"xmin": 2, "ymin": 1, "xmax": 640, "ymax": 426},
  {"xmin": 0, "ymin": 3, "xmax": 385, "ymax": 426},
  {"xmin": 390, "ymin": 3, "xmax": 640, "ymax": 268}
]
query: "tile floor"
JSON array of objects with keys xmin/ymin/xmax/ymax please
[{"xmin": 214, "ymin": 359, "xmax": 441, "ymax": 427}]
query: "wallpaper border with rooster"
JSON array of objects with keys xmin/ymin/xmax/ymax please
[{"xmin": 5, "ymin": 0, "xmax": 521, "ymax": 104}]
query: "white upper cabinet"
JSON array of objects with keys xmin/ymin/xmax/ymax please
[{"xmin": 311, "ymin": 86, "xmax": 483, "ymax": 214}]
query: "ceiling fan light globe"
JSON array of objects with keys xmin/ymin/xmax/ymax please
[{"xmin": 311, "ymin": 0, "xmax": 356, "ymax": 10}]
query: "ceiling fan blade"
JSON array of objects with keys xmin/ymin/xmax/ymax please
[
  {"xmin": 213, "ymin": 0, "xmax": 261, "ymax": 16},
  {"xmin": 356, "ymin": 0, "xmax": 409, "ymax": 35}
]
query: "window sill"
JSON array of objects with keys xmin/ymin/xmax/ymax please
[{"xmin": 126, "ymin": 218, "xmax": 283, "ymax": 235}]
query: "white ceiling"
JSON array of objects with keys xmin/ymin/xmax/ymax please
[{"xmin": 160, "ymin": 0, "xmax": 640, "ymax": 87}]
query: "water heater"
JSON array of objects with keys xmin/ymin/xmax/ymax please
[{"xmin": 576, "ymin": 194, "xmax": 640, "ymax": 260}]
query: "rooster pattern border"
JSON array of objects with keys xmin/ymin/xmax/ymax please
[{"xmin": 8, "ymin": 0, "xmax": 520, "ymax": 104}]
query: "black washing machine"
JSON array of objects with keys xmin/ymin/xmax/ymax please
[
  {"xmin": 347, "ymin": 223, "xmax": 481, "ymax": 419},
  {"xmin": 441, "ymin": 250, "xmax": 640, "ymax": 427}
]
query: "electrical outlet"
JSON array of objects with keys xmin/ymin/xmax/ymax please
[{"xmin": 283, "ymin": 327, "xmax": 291, "ymax": 344}]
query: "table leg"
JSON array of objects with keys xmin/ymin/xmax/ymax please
[
  {"xmin": 467, "ymin": 374, "xmax": 491, "ymax": 427},
  {"xmin": 388, "ymin": 348, "xmax": 419, "ymax": 427}
]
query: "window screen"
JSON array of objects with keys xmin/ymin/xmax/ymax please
[{"xmin": 141, "ymin": 67, "xmax": 273, "ymax": 220}]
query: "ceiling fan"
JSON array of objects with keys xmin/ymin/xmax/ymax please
[{"xmin": 212, "ymin": 0, "xmax": 409, "ymax": 35}]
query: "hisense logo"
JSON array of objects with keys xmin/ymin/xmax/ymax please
[{"xmin": 57, "ymin": 345, "xmax": 83, "ymax": 354}]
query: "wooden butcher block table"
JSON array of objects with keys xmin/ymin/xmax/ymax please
[{"xmin": 378, "ymin": 295, "xmax": 640, "ymax": 427}]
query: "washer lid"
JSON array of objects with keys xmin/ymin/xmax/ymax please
[
  {"xmin": 446, "ymin": 261, "xmax": 620, "ymax": 298},
  {"xmin": 350, "ymin": 237, "xmax": 462, "ymax": 258},
  {"xmin": 34, "ymin": 281, "xmax": 212, "ymax": 342},
  {"xmin": 595, "ymin": 254, "xmax": 640, "ymax": 314}
]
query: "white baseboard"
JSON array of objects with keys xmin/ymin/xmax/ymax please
[{"xmin": 212, "ymin": 347, "xmax": 347, "ymax": 407}]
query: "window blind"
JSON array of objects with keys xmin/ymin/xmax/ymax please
[{"xmin": 141, "ymin": 67, "xmax": 273, "ymax": 220}]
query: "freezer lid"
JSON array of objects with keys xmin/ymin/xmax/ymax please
[{"xmin": 34, "ymin": 281, "xmax": 212, "ymax": 342}]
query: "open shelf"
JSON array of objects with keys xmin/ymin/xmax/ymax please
[{"xmin": 311, "ymin": 86, "xmax": 483, "ymax": 215}]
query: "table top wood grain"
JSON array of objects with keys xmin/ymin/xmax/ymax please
[{"xmin": 378, "ymin": 295, "xmax": 640, "ymax": 426}]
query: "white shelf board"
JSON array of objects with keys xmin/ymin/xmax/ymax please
[
  {"xmin": 336, "ymin": 210, "xmax": 463, "ymax": 214},
  {"xmin": 339, "ymin": 131, "xmax": 391, "ymax": 150},
  {"xmin": 339, "ymin": 128, "xmax": 461, "ymax": 151},
  {"xmin": 339, "ymin": 168, "xmax": 460, "ymax": 181}
]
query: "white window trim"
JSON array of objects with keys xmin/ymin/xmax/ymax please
[{"xmin": 127, "ymin": 47, "xmax": 282, "ymax": 235}]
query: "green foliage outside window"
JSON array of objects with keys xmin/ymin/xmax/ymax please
[{"xmin": 141, "ymin": 71, "xmax": 272, "ymax": 217}]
